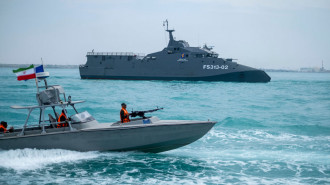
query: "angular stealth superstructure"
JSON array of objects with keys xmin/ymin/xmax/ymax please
[{"xmin": 79, "ymin": 20, "xmax": 271, "ymax": 82}]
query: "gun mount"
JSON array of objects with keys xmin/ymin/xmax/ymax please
[{"xmin": 131, "ymin": 107, "xmax": 164, "ymax": 119}]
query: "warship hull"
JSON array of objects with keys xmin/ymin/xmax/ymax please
[
  {"xmin": 79, "ymin": 21, "xmax": 271, "ymax": 82},
  {"xmin": 80, "ymin": 69, "xmax": 270, "ymax": 82},
  {"xmin": 80, "ymin": 53, "xmax": 271, "ymax": 83},
  {"xmin": 0, "ymin": 119, "xmax": 215, "ymax": 153}
]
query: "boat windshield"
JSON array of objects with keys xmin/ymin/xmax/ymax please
[{"xmin": 70, "ymin": 111, "xmax": 95, "ymax": 123}]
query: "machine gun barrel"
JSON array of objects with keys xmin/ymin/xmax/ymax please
[
  {"xmin": 140, "ymin": 107, "xmax": 163, "ymax": 113},
  {"xmin": 131, "ymin": 107, "xmax": 164, "ymax": 118}
]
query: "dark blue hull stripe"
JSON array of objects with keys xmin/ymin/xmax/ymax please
[{"xmin": 80, "ymin": 70, "xmax": 271, "ymax": 83}]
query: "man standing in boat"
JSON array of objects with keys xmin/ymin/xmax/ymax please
[
  {"xmin": 0, "ymin": 121, "xmax": 14, "ymax": 133},
  {"xmin": 0, "ymin": 121, "xmax": 7, "ymax": 133},
  {"xmin": 120, "ymin": 103, "xmax": 130, "ymax": 123},
  {"xmin": 57, "ymin": 109, "xmax": 69, "ymax": 128}
]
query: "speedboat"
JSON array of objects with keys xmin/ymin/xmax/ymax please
[{"xmin": 0, "ymin": 69, "xmax": 216, "ymax": 153}]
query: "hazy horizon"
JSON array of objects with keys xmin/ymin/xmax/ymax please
[{"xmin": 1, "ymin": 0, "xmax": 329, "ymax": 70}]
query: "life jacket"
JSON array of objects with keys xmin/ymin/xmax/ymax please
[
  {"xmin": 57, "ymin": 112, "xmax": 68, "ymax": 128},
  {"xmin": 120, "ymin": 108, "xmax": 130, "ymax": 123},
  {"xmin": 0, "ymin": 125, "xmax": 7, "ymax": 133}
]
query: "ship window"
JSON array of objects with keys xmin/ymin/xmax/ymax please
[
  {"xmin": 102, "ymin": 56, "xmax": 105, "ymax": 61},
  {"xmin": 120, "ymin": 56, "xmax": 122, "ymax": 59},
  {"xmin": 94, "ymin": 56, "xmax": 98, "ymax": 58},
  {"xmin": 186, "ymin": 54, "xmax": 189, "ymax": 58},
  {"xmin": 128, "ymin": 56, "xmax": 133, "ymax": 61}
]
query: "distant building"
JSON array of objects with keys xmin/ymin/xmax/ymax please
[
  {"xmin": 300, "ymin": 67, "xmax": 321, "ymax": 72},
  {"xmin": 300, "ymin": 61, "xmax": 329, "ymax": 73}
]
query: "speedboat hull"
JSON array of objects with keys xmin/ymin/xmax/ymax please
[{"xmin": 0, "ymin": 118, "xmax": 216, "ymax": 153}]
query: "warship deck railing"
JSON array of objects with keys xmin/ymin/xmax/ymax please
[{"xmin": 87, "ymin": 52, "xmax": 145, "ymax": 57}]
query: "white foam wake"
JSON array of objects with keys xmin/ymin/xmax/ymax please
[{"xmin": 0, "ymin": 148, "xmax": 99, "ymax": 171}]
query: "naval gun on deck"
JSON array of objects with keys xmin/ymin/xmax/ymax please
[{"xmin": 131, "ymin": 107, "xmax": 164, "ymax": 119}]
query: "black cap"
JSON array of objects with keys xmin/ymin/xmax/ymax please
[{"xmin": 121, "ymin": 103, "xmax": 126, "ymax": 106}]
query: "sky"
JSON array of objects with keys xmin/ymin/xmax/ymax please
[{"xmin": 0, "ymin": 0, "xmax": 330, "ymax": 70}]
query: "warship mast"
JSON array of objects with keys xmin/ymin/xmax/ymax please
[{"xmin": 163, "ymin": 19, "xmax": 175, "ymax": 47}]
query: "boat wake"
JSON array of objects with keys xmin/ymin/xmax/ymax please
[{"xmin": 0, "ymin": 148, "xmax": 99, "ymax": 171}]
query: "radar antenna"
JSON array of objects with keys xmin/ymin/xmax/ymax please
[
  {"xmin": 163, "ymin": 19, "xmax": 168, "ymax": 31},
  {"xmin": 203, "ymin": 44, "xmax": 214, "ymax": 51}
]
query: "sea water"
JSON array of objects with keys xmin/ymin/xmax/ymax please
[{"xmin": 0, "ymin": 68, "xmax": 329, "ymax": 184}]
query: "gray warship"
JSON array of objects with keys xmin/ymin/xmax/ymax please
[
  {"xmin": 0, "ymin": 71, "xmax": 216, "ymax": 153},
  {"xmin": 79, "ymin": 20, "xmax": 271, "ymax": 82}
]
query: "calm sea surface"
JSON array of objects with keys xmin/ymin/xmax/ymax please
[{"xmin": 0, "ymin": 68, "xmax": 329, "ymax": 184}]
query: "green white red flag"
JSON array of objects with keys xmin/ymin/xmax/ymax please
[{"xmin": 12, "ymin": 65, "xmax": 36, "ymax": 81}]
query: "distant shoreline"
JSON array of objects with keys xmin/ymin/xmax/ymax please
[
  {"xmin": 0, "ymin": 64, "xmax": 79, "ymax": 69},
  {"xmin": 264, "ymin": 69, "xmax": 330, "ymax": 73}
]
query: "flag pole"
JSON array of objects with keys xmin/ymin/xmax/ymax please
[
  {"xmin": 35, "ymin": 77, "xmax": 39, "ymax": 92},
  {"xmin": 35, "ymin": 67, "xmax": 39, "ymax": 93}
]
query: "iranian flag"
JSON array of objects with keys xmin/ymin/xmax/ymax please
[{"xmin": 13, "ymin": 65, "xmax": 36, "ymax": 81}]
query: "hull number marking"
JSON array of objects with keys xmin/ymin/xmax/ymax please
[{"xmin": 203, "ymin": 65, "xmax": 228, "ymax": 70}]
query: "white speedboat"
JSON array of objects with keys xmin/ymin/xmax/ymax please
[{"xmin": 0, "ymin": 71, "xmax": 216, "ymax": 153}]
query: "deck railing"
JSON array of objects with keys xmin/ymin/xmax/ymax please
[{"xmin": 87, "ymin": 52, "xmax": 145, "ymax": 57}]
